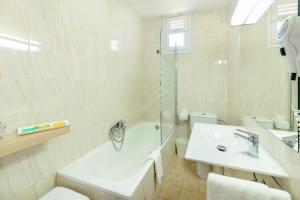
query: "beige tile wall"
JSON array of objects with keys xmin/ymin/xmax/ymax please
[
  {"xmin": 176, "ymin": 10, "xmax": 229, "ymax": 123},
  {"xmin": 0, "ymin": 0, "xmax": 146, "ymax": 199},
  {"xmin": 227, "ymin": 0, "xmax": 241, "ymax": 126}
]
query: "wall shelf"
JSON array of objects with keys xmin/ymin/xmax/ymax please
[{"xmin": 0, "ymin": 126, "xmax": 70, "ymax": 158}]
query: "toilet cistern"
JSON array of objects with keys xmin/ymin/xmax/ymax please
[{"xmin": 234, "ymin": 129, "xmax": 259, "ymax": 157}]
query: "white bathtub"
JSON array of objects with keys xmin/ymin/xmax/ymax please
[{"xmin": 57, "ymin": 121, "xmax": 175, "ymax": 199}]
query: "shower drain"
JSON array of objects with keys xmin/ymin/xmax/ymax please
[{"xmin": 217, "ymin": 145, "xmax": 227, "ymax": 152}]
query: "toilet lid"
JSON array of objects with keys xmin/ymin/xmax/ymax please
[{"xmin": 39, "ymin": 187, "xmax": 89, "ymax": 200}]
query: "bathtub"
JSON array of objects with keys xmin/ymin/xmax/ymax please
[{"xmin": 57, "ymin": 121, "xmax": 176, "ymax": 200}]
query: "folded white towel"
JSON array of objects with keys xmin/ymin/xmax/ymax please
[
  {"xmin": 149, "ymin": 148, "xmax": 163, "ymax": 184},
  {"xmin": 207, "ymin": 173, "xmax": 270, "ymax": 200},
  {"xmin": 270, "ymin": 188, "xmax": 292, "ymax": 200}
]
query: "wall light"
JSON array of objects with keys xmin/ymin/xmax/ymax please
[
  {"xmin": 231, "ymin": 0, "xmax": 274, "ymax": 26},
  {"xmin": 0, "ymin": 34, "xmax": 41, "ymax": 52}
]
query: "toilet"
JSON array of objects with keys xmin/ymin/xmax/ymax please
[
  {"xmin": 190, "ymin": 112, "xmax": 218, "ymax": 130},
  {"xmin": 251, "ymin": 116, "xmax": 274, "ymax": 130},
  {"xmin": 39, "ymin": 187, "xmax": 89, "ymax": 200},
  {"xmin": 189, "ymin": 112, "xmax": 218, "ymax": 178}
]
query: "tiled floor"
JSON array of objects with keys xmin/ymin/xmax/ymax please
[
  {"xmin": 158, "ymin": 156, "xmax": 281, "ymax": 200},
  {"xmin": 158, "ymin": 157, "xmax": 207, "ymax": 200}
]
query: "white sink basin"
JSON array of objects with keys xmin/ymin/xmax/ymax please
[{"xmin": 185, "ymin": 123, "xmax": 288, "ymax": 178}]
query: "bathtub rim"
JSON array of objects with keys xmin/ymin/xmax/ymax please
[{"xmin": 57, "ymin": 155, "xmax": 154, "ymax": 199}]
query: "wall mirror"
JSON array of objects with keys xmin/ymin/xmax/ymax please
[{"xmin": 240, "ymin": 0, "xmax": 299, "ymax": 153}]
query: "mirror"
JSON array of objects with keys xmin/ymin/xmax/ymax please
[{"xmin": 237, "ymin": 0, "xmax": 299, "ymax": 152}]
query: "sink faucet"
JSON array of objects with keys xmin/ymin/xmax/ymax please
[
  {"xmin": 282, "ymin": 135, "xmax": 298, "ymax": 148},
  {"xmin": 234, "ymin": 129, "xmax": 259, "ymax": 157}
]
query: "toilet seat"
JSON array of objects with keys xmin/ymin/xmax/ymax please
[{"xmin": 39, "ymin": 187, "xmax": 89, "ymax": 200}]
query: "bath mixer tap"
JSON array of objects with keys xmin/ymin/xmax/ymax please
[
  {"xmin": 109, "ymin": 120, "xmax": 127, "ymax": 151},
  {"xmin": 234, "ymin": 129, "xmax": 259, "ymax": 157},
  {"xmin": 115, "ymin": 120, "xmax": 126, "ymax": 129}
]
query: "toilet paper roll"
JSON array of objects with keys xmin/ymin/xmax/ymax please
[{"xmin": 178, "ymin": 109, "xmax": 189, "ymax": 121}]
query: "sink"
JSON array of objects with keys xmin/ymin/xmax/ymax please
[{"xmin": 185, "ymin": 123, "xmax": 288, "ymax": 178}]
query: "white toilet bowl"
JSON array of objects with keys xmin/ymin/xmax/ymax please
[{"xmin": 39, "ymin": 187, "xmax": 89, "ymax": 200}]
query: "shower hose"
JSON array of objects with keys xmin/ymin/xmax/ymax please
[{"xmin": 110, "ymin": 126, "xmax": 126, "ymax": 151}]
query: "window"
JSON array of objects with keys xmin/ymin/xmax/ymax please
[
  {"xmin": 267, "ymin": 0, "xmax": 298, "ymax": 48},
  {"xmin": 164, "ymin": 14, "xmax": 191, "ymax": 53}
]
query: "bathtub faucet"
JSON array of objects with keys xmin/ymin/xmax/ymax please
[
  {"xmin": 110, "ymin": 120, "xmax": 127, "ymax": 151},
  {"xmin": 115, "ymin": 120, "xmax": 126, "ymax": 129}
]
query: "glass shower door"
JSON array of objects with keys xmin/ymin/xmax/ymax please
[{"xmin": 160, "ymin": 48, "xmax": 177, "ymax": 144}]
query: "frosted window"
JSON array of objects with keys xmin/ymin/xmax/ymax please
[
  {"xmin": 164, "ymin": 14, "xmax": 191, "ymax": 53},
  {"xmin": 169, "ymin": 32, "xmax": 185, "ymax": 47}
]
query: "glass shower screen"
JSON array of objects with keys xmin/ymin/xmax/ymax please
[{"xmin": 160, "ymin": 28, "xmax": 177, "ymax": 145}]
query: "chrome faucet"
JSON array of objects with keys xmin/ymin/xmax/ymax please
[
  {"xmin": 109, "ymin": 120, "xmax": 127, "ymax": 151},
  {"xmin": 282, "ymin": 135, "xmax": 298, "ymax": 148},
  {"xmin": 234, "ymin": 129, "xmax": 259, "ymax": 157},
  {"xmin": 0, "ymin": 122, "xmax": 7, "ymax": 138},
  {"xmin": 114, "ymin": 120, "xmax": 126, "ymax": 129}
]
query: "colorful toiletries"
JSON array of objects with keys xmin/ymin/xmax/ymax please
[
  {"xmin": 21, "ymin": 127, "xmax": 37, "ymax": 134},
  {"xmin": 17, "ymin": 120, "xmax": 70, "ymax": 136},
  {"xmin": 53, "ymin": 121, "xmax": 66, "ymax": 128}
]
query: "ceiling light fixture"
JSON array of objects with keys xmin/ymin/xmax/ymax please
[{"xmin": 231, "ymin": 0, "xmax": 275, "ymax": 26}]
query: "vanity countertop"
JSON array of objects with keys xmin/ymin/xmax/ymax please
[{"xmin": 185, "ymin": 123, "xmax": 288, "ymax": 178}]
